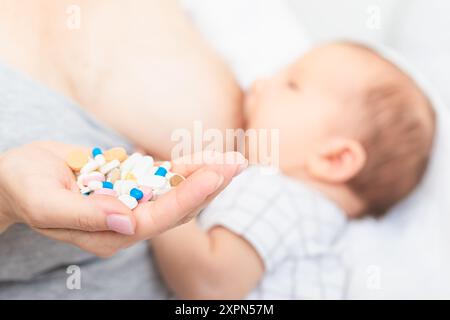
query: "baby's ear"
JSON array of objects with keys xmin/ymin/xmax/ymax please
[{"xmin": 305, "ymin": 137, "xmax": 366, "ymax": 183}]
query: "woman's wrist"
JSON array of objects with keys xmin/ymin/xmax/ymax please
[
  {"xmin": 0, "ymin": 153, "xmax": 14, "ymax": 233},
  {"xmin": 0, "ymin": 214, "xmax": 13, "ymax": 233}
]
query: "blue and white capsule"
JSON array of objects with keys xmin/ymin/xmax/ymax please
[
  {"xmin": 87, "ymin": 180, "xmax": 114, "ymax": 191},
  {"xmin": 92, "ymin": 147, "xmax": 106, "ymax": 166},
  {"xmin": 154, "ymin": 161, "xmax": 171, "ymax": 177},
  {"xmin": 129, "ymin": 188, "xmax": 144, "ymax": 201},
  {"xmin": 102, "ymin": 181, "xmax": 114, "ymax": 189},
  {"xmin": 80, "ymin": 186, "xmax": 92, "ymax": 196}
]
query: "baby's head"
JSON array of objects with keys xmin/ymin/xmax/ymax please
[{"xmin": 245, "ymin": 42, "xmax": 435, "ymax": 217}]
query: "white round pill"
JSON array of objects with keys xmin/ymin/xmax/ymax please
[{"xmin": 118, "ymin": 194, "xmax": 138, "ymax": 210}]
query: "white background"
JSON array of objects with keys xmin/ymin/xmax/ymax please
[{"xmin": 287, "ymin": 0, "xmax": 403, "ymax": 42}]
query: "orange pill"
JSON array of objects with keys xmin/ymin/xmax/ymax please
[
  {"xmin": 66, "ymin": 149, "xmax": 90, "ymax": 172},
  {"xmin": 170, "ymin": 174, "xmax": 185, "ymax": 187},
  {"xmin": 104, "ymin": 147, "xmax": 128, "ymax": 162}
]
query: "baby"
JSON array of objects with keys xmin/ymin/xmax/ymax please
[{"xmin": 151, "ymin": 42, "xmax": 436, "ymax": 299}]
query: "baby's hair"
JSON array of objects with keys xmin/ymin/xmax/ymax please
[{"xmin": 341, "ymin": 43, "xmax": 436, "ymax": 217}]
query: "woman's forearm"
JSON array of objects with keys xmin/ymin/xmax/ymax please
[{"xmin": 0, "ymin": 212, "xmax": 13, "ymax": 234}]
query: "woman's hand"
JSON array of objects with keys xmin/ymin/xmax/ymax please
[
  {"xmin": 0, "ymin": 142, "xmax": 137, "ymax": 235},
  {"xmin": 0, "ymin": 141, "xmax": 246, "ymax": 257}
]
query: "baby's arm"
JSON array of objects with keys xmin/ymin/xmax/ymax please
[{"xmin": 151, "ymin": 220, "xmax": 264, "ymax": 299}]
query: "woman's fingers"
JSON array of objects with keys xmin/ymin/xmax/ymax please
[
  {"xmin": 26, "ymin": 189, "xmax": 136, "ymax": 235},
  {"xmin": 134, "ymin": 156, "xmax": 246, "ymax": 237},
  {"xmin": 31, "ymin": 151, "xmax": 248, "ymax": 256},
  {"xmin": 36, "ymin": 227, "xmax": 133, "ymax": 258},
  {"xmin": 34, "ymin": 169, "xmax": 222, "ymax": 258},
  {"xmin": 32, "ymin": 140, "xmax": 90, "ymax": 161},
  {"xmin": 133, "ymin": 169, "xmax": 223, "ymax": 237},
  {"xmin": 36, "ymin": 163, "xmax": 242, "ymax": 251},
  {"xmin": 35, "ymin": 168, "xmax": 224, "ymax": 256}
]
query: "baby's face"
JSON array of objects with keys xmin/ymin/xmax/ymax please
[{"xmin": 244, "ymin": 44, "xmax": 391, "ymax": 174}]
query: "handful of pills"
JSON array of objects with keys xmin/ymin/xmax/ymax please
[{"xmin": 66, "ymin": 147, "xmax": 185, "ymax": 210}]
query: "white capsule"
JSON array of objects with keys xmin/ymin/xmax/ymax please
[
  {"xmin": 80, "ymin": 159, "xmax": 100, "ymax": 174},
  {"xmin": 94, "ymin": 154, "xmax": 106, "ymax": 166},
  {"xmin": 118, "ymin": 194, "xmax": 138, "ymax": 210},
  {"xmin": 79, "ymin": 171, "xmax": 105, "ymax": 186},
  {"xmin": 121, "ymin": 153, "xmax": 143, "ymax": 173},
  {"xmin": 165, "ymin": 171, "xmax": 174, "ymax": 179},
  {"xmin": 121, "ymin": 180, "xmax": 138, "ymax": 195},
  {"xmin": 120, "ymin": 170, "xmax": 130, "ymax": 180},
  {"xmin": 131, "ymin": 155, "xmax": 154, "ymax": 178},
  {"xmin": 99, "ymin": 159, "xmax": 120, "ymax": 175},
  {"xmin": 80, "ymin": 186, "xmax": 92, "ymax": 195},
  {"xmin": 161, "ymin": 161, "xmax": 171, "ymax": 171},
  {"xmin": 137, "ymin": 174, "xmax": 167, "ymax": 189},
  {"xmin": 113, "ymin": 179, "xmax": 138, "ymax": 195},
  {"xmin": 151, "ymin": 161, "xmax": 171, "ymax": 174},
  {"xmin": 87, "ymin": 180, "xmax": 103, "ymax": 191},
  {"xmin": 77, "ymin": 174, "xmax": 87, "ymax": 189},
  {"xmin": 106, "ymin": 168, "xmax": 121, "ymax": 183},
  {"xmin": 113, "ymin": 180, "xmax": 124, "ymax": 194}
]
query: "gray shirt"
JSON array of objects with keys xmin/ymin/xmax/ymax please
[{"xmin": 0, "ymin": 62, "xmax": 169, "ymax": 299}]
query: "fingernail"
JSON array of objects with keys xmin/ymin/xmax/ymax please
[
  {"xmin": 234, "ymin": 159, "xmax": 248, "ymax": 177},
  {"xmin": 106, "ymin": 214, "xmax": 135, "ymax": 235},
  {"xmin": 214, "ymin": 175, "xmax": 225, "ymax": 191}
]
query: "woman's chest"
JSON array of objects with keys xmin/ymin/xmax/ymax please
[
  {"xmin": 0, "ymin": 1, "xmax": 205, "ymax": 105},
  {"xmin": 0, "ymin": 0, "xmax": 240, "ymax": 156}
]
